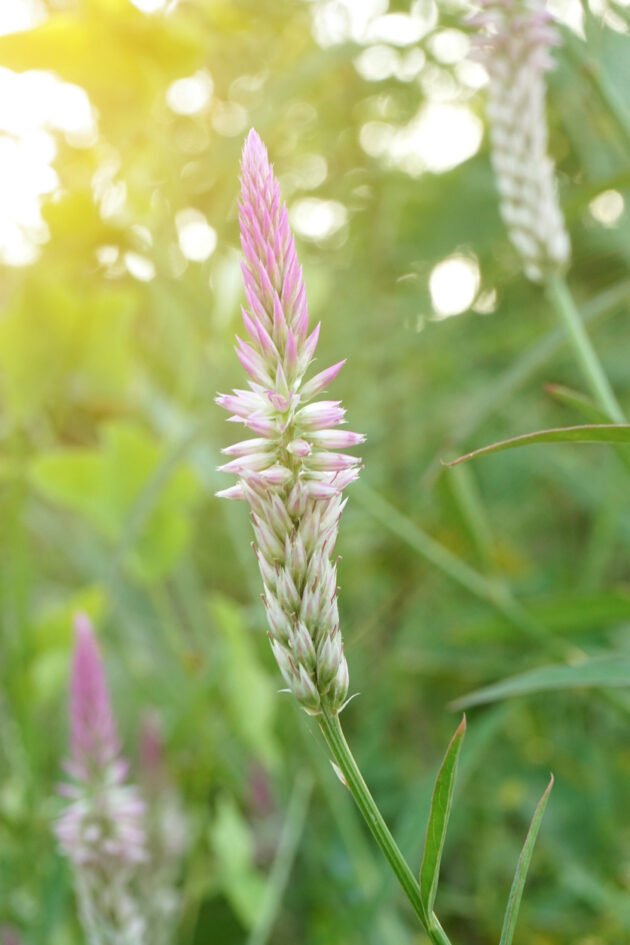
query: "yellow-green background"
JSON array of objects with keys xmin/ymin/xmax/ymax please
[{"xmin": 1, "ymin": 1, "xmax": 630, "ymax": 943}]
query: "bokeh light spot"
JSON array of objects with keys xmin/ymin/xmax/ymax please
[
  {"xmin": 366, "ymin": 104, "xmax": 482, "ymax": 176},
  {"xmin": 125, "ymin": 252, "xmax": 156, "ymax": 282},
  {"xmin": 589, "ymin": 189, "xmax": 625, "ymax": 227},
  {"xmin": 366, "ymin": 13, "xmax": 430, "ymax": 46},
  {"xmin": 428, "ymin": 29, "xmax": 469, "ymax": 65},
  {"xmin": 429, "ymin": 254, "xmax": 480, "ymax": 318},
  {"xmin": 166, "ymin": 71, "xmax": 214, "ymax": 116},
  {"xmin": 212, "ymin": 101, "xmax": 248, "ymax": 137},
  {"xmin": 311, "ymin": 0, "xmax": 388, "ymax": 47},
  {"xmin": 176, "ymin": 209, "xmax": 217, "ymax": 262},
  {"xmin": 290, "ymin": 199, "xmax": 347, "ymax": 241},
  {"xmin": 354, "ymin": 45, "xmax": 400, "ymax": 82}
]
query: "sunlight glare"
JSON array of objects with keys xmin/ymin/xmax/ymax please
[
  {"xmin": 0, "ymin": 64, "xmax": 97, "ymax": 265},
  {"xmin": 0, "ymin": 0, "xmax": 45, "ymax": 36}
]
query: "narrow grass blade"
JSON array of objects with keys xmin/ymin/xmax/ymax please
[
  {"xmin": 451, "ymin": 655, "xmax": 630, "ymax": 710},
  {"xmin": 499, "ymin": 776, "xmax": 554, "ymax": 945},
  {"xmin": 419, "ymin": 717, "xmax": 466, "ymax": 918},
  {"xmin": 544, "ymin": 385, "xmax": 630, "ymax": 475},
  {"xmin": 544, "ymin": 384, "xmax": 608, "ymax": 423},
  {"xmin": 445, "ymin": 424, "xmax": 630, "ymax": 467}
]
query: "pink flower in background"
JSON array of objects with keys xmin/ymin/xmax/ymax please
[
  {"xmin": 55, "ymin": 615, "xmax": 147, "ymax": 943},
  {"xmin": 216, "ymin": 130, "xmax": 364, "ymax": 715},
  {"xmin": 68, "ymin": 613, "xmax": 121, "ymax": 777},
  {"xmin": 56, "ymin": 615, "xmax": 146, "ymax": 869}
]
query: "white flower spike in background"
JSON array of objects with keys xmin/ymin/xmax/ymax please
[{"xmin": 472, "ymin": 0, "xmax": 570, "ymax": 282}]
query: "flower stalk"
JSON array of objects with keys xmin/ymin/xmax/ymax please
[
  {"xmin": 319, "ymin": 709, "xmax": 454, "ymax": 945},
  {"xmin": 217, "ymin": 129, "xmax": 458, "ymax": 940},
  {"xmin": 546, "ymin": 275, "xmax": 626, "ymax": 423}
]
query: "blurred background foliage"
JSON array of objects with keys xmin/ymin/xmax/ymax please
[{"xmin": 0, "ymin": 1, "xmax": 629, "ymax": 943}]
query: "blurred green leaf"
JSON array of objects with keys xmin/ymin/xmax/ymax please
[
  {"xmin": 419, "ymin": 716, "xmax": 466, "ymax": 919},
  {"xmin": 0, "ymin": 282, "xmax": 137, "ymax": 425},
  {"xmin": 210, "ymin": 594, "xmax": 278, "ymax": 768},
  {"xmin": 499, "ymin": 776, "xmax": 554, "ymax": 945},
  {"xmin": 28, "ymin": 586, "xmax": 106, "ymax": 706},
  {"xmin": 211, "ymin": 796, "xmax": 267, "ymax": 930},
  {"xmin": 452, "ymin": 655, "xmax": 630, "ymax": 710},
  {"xmin": 447, "ymin": 424, "xmax": 630, "ymax": 467},
  {"xmin": 30, "ymin": 421, "xmax": 199, "ymax": 580}
]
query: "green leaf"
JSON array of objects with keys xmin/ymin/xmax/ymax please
[
  {"xmin": 210, "ymin": 595, "xmax": 278, "ymax": 768},
  {"xmin": 499, "ymin": 776, "xmax": 554, "ymax": 945},
  {"xmin": 419, "ymin": 716, "xmax": 466, "ymax": 918},
  {"xmin": 445, "ymin": 424, "xmax": 630, "ymax": 467},
  {"xmin": 30, "ymin": 421, "xmax": 199, "ymax": 581},
  {"xmin": 211, "ymin": 796, "xmax": 267, "ymax": 929},
  {"xmin": 451, "ymin": 655, "xmax": 630, "ymax": 710},
  {"xmin": 0, "ymin": 282, "xmax": 136, "ymax": 425}
]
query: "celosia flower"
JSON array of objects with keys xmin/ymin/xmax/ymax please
[
  {"xmin": 55, "ymin": 615, "xmax": 147, "ymax": 944},
  {"xmin": 471, "ymin": 0, "xmax": 570, "ymax": 282},
  {"xmin": 216, "ymin": 129, "xmax": 364, "ymax": 715}
]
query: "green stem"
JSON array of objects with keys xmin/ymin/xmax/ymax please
[
  {"xmin": 546, "ymin": 276, "xmax": 625, "ymax": 424},
  {"xmin": 318, "ymin": 709, "xmax": 454, "ymax": 945}
]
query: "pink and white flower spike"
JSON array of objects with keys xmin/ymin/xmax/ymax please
[
  {"xmin": 216, "ymin": 130, "xmax": 365, "ymax": 715},
  {"xmin": 55, "ymin": 615, "xmax": 147, "ymax": 944}
]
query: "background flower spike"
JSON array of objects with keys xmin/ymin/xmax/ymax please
[
  {"xmin": 55, "ymin": 614, "xmax": 148, "ymax": 944},
  {"xmin": 472, "ymin": 0, "xmax": 570, "ymax": 282}
]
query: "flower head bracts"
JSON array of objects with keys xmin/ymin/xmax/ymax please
[
  {"xmin": 471, "ymin": 0, "xmax": 570, "ymax": 282},
  {"xmin": 56, "ymin": 615, "xmax": 147, "ymax": 943},
  {"xmin": 68, "ymin": 613, "xmax": 121, "ymax": 778},
  {"xmin": 216, "ymin": 130, "xmax": 364, "ymax": 715}
]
